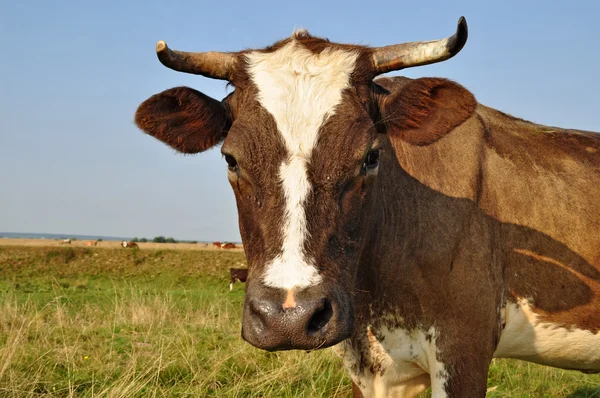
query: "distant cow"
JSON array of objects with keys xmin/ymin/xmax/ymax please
[
  {"xmin": 85, "ymin": 240, "xmax": 97, "ymax": 247},
  {"xmin": 122, "ymin": 241, "xmax": 139, "ymax": 248},
  {"xmin": 213, "ymin": 241, "xmax": 222, "ymax": 249},
  {"xmin": 230, "ymin": 268, "xmax": 248, "ymax": 291},
  {"xmin": 221, "ymin": 242, "xmax": 236, "ymax": 249},
  {"xmin": 61, "ymin": 239, "xmax": 71, "ymax": 245}
]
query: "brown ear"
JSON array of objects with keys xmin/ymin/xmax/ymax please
[
  {"xmin": 381, "ymin": 78, "xmax": 476, "ymax": 146},
  {"xmin": 135, "ymin": 87, "xmax": 231, "ymax": 153}
]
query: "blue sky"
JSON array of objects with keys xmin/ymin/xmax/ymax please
[{"xmin": 1, "ymin": 1, "xmax": 598, "ymax": 241}]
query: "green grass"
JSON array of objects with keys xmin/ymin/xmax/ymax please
[{"xmin": 0, "ymin": 246, "xmax": 598, "ymax": 397}]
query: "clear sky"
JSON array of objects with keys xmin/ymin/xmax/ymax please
[{"xmin": 1, "ymin": 1, "xmax": 599, "ymax": 241}]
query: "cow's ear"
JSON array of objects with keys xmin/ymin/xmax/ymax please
[
  {"xmin": 135, "ymin": 87, "xmax": 231, "ymax": 154},
  {"xmin": 381, "ymin": 78, "xmax": 476, "ymax": 146}
]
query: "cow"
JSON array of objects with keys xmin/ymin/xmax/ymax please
[
  {"xmin": 122, "ymin": 241, "xmax": 139, "ymax": 249},
  {"xmin": 60, "ymin": 239, "xmax": 71, "ymax": 245},
  {"xmin": 134, "ymin": 17, "xmax": 600, "ymax": 397},
  {"xmin": 213, "ymin": 241, "xmax": 222, "ymax": 249},
  {"xmin": 230, "ymin": 267, "xmax": 249, "ymax": 291},
  {"xmin": 85, "ymin": 240, "xmax": 97, "ymax": 247},
  {"xmin": 221, "ymin": 242, "xmax": 236, "ymax": 249}
]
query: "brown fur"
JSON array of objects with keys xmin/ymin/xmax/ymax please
[
  {"xmin": 220, "ymin": 92, "xmax": 289, "ymax": 279},
  {"xmin": 352, "ymin": 381, "xmax": 364, "ymax": 398},
  {"xmin": 135, "ymin": 87, "xmax": 231, "ymax": 153},
  {"xmin": 381, "ymin": 77, "xmax": 477, "ymax": 145},
  {"xmin": 135, "ymin": 31, "xmax": 600, "ymax": 397}
]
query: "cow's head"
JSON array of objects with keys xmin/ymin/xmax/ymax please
[{"xmin": 135, "ymin": 18, "xmax": 475, "ymax": 351}]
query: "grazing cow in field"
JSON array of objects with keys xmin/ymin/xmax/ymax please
[
  {"xmin": 212, "ymin": 241, "xmax": 222, "ymax": 249},
  {"xmin": 135, "ymin": 17, "xmax": 600, "ymax": 397},
  {"xmin": 60, "ymin": 239, "xmax": 71, "ymax": 245},
  {"xmin": 122, "ymin": 241, "xmax": 139, "ymax": 249},
  {"xmin": 230, "ymin": 268, "xmax": 249, "ymax": 291},
  {"xmin": 85, "ymin": 240, "xmax": 97, "ymax": 247},
  {"xmin": 221, "ymin": 242, "xmax": 236, "ymax": 249}
]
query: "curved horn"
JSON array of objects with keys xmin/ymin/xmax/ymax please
[
  {"xmin": 371, "ymin": 17, "xmax": 468, "ymax": 75},
  {"xmin": 155, "ymin": 41, "xmax": 236, "ymax": 81}
]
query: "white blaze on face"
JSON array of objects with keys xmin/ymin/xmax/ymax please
[{"xmin": 245, "ymin": 35, "xmax": 359, "ymax": 290}]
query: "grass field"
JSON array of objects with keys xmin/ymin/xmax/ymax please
[
  {"xmin": 0, "ymin": 243, "xmax": 599, "ymax": 397},
  {"xmin": 0, "ymin": 238, "xmax": 243, "ymax": 251}
]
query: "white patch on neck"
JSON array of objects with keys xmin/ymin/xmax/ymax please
[
  {"xmin": 335, "ymin": 322, "xmax": 449, "ymax": 397},
  {"xmin": 245, "ymin": 38, "xmax": 359, "ymax": 290}
]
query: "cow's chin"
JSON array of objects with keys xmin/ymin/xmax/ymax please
[{"xmin": 240, "ymin": 286, "xmax": 354, "ymax": 352}]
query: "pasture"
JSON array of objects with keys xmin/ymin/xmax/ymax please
[{"xmin": 0, "ymin": 242, "xmax": 598, "ymax": 397}]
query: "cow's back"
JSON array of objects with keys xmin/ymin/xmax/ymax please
[
  {"xmin": 477, "ymin": 105, "xmax": 600, "ymax": 264},
  {"xmin": 475, "ymin": 105, "xmax": 600, "ymax": 371}
]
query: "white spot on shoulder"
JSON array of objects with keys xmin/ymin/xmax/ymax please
[{"xmin": 245, "ymin": 37, "xmax": 359, "ymax": 290}]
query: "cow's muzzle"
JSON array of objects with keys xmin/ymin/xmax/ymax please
[{"xmin": 241, "ymin": 284, "xmax": 353, "ymax": 351}]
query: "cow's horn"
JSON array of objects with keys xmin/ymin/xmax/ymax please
[
  {"xmin": 155, "ymin": 41, "xmax": 236, "ymax": 81},
  {"xmin": 371, "ymin": 17, "xmax": 468, "ymax": 75}
]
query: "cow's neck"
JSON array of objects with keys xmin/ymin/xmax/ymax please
[{"xmin": 355, "ymin": 114, "xmax": 490, "ymax": 327}]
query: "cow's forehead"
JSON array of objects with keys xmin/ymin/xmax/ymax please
[
  {"xmin": 244, "ymin": 37, "xmax": 360, "ymax": 159},
  {"xmin": 237, "ymin": 36, "xmax": 362, "ymax": 290}
]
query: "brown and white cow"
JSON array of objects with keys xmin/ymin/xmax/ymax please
[
  {"xmin": 135, "ymin": 17, "xmax": 600, "ymax": 397},
  {"xmin": 230, "ymin": 267, "xmax": 249, "ymax": 291},
  {"xmin": 221, "ymin": 242, "xmax": 236, "ymax": 249},
  {"xmin": 122, "ymin": 241, "xmax": 139, "ymax": 249},
  {"xmin": 86, "ymin": 240, "xmax": 98, "ymax": 247}
]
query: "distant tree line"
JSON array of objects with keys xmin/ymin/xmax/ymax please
[
  {"xmin": 130, "ymin": 236, "xmax": 175, "ymax": 243},
  {"xmin": 129, "ymin": 236, "xmax": 197, "ymax": 244},
  {"xmin": 152, "ymin": 236, "xmax": 177, "ymax": 243}
]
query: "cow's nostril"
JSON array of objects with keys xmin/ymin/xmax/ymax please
[
  {"xmin": 307, "ymin": 298, "xmax": 333, "ymax": 334},
  {"xmin": 248, "ymin": 299, "xmax": 274, "ymax": 333}
]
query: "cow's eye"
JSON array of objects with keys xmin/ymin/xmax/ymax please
[
  {"xmin": 362, "ymin": 149, "xmax": 379, "ymax": 173},
  {"xmin": 225, "ymin": 154, "xmax": 238, "ymax": 172}
]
